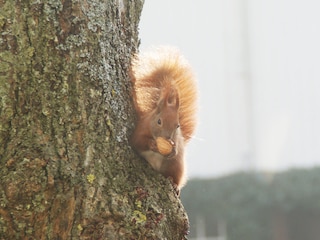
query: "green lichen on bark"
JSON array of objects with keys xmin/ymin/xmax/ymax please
[{"xmin": 0, "ymin": 0, "xmax": 189, "ymax": 239}]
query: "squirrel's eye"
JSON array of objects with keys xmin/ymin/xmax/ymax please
[
  {"xmin": 157, "ymin": 119, "xmax": 161, "ymax": 125},
  {"xmin": 177, "ymin": 124, "xmax": 180, "ymax": 129}
]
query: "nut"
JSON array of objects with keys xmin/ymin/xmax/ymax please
[{"xmin": 156, "ymin": 137, "xmax": 173, "ymax": 155}]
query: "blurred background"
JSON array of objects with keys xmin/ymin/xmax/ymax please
[{"xmin": 139, "ymin": 0, "xmax": 320, "ymax": 239}]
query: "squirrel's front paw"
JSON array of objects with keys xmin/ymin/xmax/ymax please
[
  {"xmin": 166, "ymin": 147, "xmax": 176, "ymax": 159},
  {"xmin": 149, "ymin": 139, "xmax": 158, "ymax": 152}
]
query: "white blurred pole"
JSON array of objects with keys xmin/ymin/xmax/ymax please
[{"xmin": 222, "ymin": 0, "xmax": 255, "ymax": 172}]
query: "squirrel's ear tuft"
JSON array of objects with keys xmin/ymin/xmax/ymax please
[
  {"xmin": 167, "ymin": 89, "xmax": 180, "ymax": 110},
  {"xmin": 156, "ymin": 98, "xmax": 165, "ymax": 113}
]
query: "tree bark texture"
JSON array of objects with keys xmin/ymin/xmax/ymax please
[{"xmin": 0, "ymin": 0, "xmax": 189, "ymax": 239}]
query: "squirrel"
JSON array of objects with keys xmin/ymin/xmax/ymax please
[{"xmin": 130, "ymin": 47, "xmax": 198, "ymax": 192}]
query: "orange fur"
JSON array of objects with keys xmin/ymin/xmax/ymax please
[
  {"xmin": 130, "ymin": 47, "xmax": 198, "ymax": 190},
  {"xmin": 131, "ymin": 47, "xmax": 197, "ymax": 142}
]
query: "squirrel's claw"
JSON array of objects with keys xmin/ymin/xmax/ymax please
[{"xmin": 149, "ymin": 139, "xmax": 158, "ymax": 152}]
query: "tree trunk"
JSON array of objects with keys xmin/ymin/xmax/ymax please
[{"xmin": 0, "ymin": 0, "xmax": 189, "ymax": 239}]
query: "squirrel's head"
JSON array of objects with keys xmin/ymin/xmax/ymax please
[{"xmin": 151, "ymin": 88, "xmax": 180, "ymax": 141}]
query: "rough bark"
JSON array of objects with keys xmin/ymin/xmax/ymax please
[{"xmin": 0, "ymin": 0, "xmax": 189, "ymax": 239}]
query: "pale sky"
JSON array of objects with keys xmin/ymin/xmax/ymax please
[{"xmin": 139, "ymin": 0, "xmax": 320, "ymax": 178}]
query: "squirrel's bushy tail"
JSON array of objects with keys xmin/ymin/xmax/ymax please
[{"xmin": 131, "ymin": 46, "xmax": 198, "ymax": 142}]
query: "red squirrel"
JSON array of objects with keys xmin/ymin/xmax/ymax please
[{"xmin": 130, "ymin": 47, "xmax": 197, "ymax": 191}]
